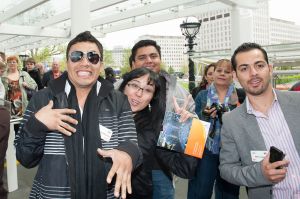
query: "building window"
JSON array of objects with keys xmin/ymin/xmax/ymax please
[{"xmin": 217, "ymin": 14, "xmax": 222, "ymax": 19}]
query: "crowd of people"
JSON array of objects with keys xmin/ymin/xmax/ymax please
[{"xmin": 0, "ymin": 31, "xmax": 299, "ymax": 199}]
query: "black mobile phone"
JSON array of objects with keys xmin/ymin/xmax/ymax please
[{"xmin": 269, "ymin": 146, "xmax": 285, "ymax": 168}]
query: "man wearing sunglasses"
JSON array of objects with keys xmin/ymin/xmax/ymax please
[{"xmin": 14, "ymin": 31, "xmax": 142, "ymax": 199}]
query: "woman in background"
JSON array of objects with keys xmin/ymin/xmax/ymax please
[
  {"xmin": 1, "ymin": 55, "xmax": 37, "ymax": 116},
  {"xmin": 188, "ymin": 59, "xmax": 240, "ymax": 199},
  {"xmin": 191, "ymin": 63, "xmax": 216, "ymax": 99},
  {"xmin": 119, "ymin": 67, "xmax": 197, "ymax": 199}
]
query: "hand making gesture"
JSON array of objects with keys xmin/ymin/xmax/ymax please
[
  {"xmin": 97, "ymin": 148, "xmax": 133, "ymax": 199},
  {"xmin": 173, "ymin": 94, "xmax": 196, "ymax": 122},
  {"xmin": 35, "ymin": 100, "xmax": 78, "ymax": 136}
]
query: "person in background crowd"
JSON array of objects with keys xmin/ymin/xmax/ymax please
[
  {"xmin": 14, "ymin": 31, "xmax": 142, "ymax": 199},
  {"xmin": 0, "ymin": 61, "xmax": 6, "ymax": 77},
  {"xmin": 35, "ymin": 62, "xmax": 46, "ymax": 79},
  {"xmin": 42, "ymin": 60, "xmax": 62, "ymax": 87},
  {"xmin": 289, "ymin": 80, "xmax": 300, "ymax": 91},
  {"xmin": 0, "ymin": 52, "xmax": 5, "ymax": 63},
  {"xmin": 0, "ymin": 60, "xmax": 7, "ymax": 100},
  {"xmin": 129, "ymin": 39, "xmax": 195, "ymax": 199},
  {"xmin": 191, "ymin": 63, "xmax": 216, "ymax": 99},
  {"xmin": 0, "ymin": 54, "xmax": 10, "ymax": 199},
  {"xmin": 188, "ymin": 59, "xmax": 240, "ymax": 199},
  {"xmin": 219, "ymin": 42, "xmax": 300, "ymax": 199},
  {"xmin": 119, "ymin": 67, "xmax": 197, "ymax": 199},
  {"xmin": 25, "ymin": 58, "xmax": 43, "ymax": 90},
  {"xmin": 105, "ymin": 67, "xmax": 117, "ymax": 84},
  {"xmin": 2, "ymin": 55, "xmax": 37, "ymax": 116}
]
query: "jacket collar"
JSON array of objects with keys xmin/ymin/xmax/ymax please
[{"xmin": 48, "ymin": 71, "xmax": 114, "ymax": 98}]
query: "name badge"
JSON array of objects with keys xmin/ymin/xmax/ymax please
[
  {"xmin": 250, "ymin": 150, "xmax": 268, "ymax": 162},
  {"xmin": 99, "ymin": 125, "xmax": 113, "ymax": 142}
]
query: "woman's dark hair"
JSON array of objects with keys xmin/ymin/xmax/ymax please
[
  {"xmin": 198, "ymin": 63, "xmax": 216, "ymax": 88},
  {"xmin": 119, "ymin": 67, "xmax": 161, "ymax": 106},
  {"xmin": 119, "ymin": 67, "xmax": 164, "ymax": 125}
]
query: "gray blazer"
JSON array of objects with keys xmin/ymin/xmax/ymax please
[{"xmin": 219, "ymin": 90, "xmax": 300, "ymax": 199}]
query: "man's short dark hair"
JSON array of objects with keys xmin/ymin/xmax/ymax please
[
  {"xmin": 131, "ymin": 39, "xmax": 161, "ymax": 63},
  {"xmin": 26, "ymin": 57, "xmax": 36, "ymax": 64},
  {"xmin": 231, "ymin": 42, "xmax": 269, "ymax": 71},
  {"xmin": 66, "ymin": 31, "xmax": 103, "ymax": 61}
]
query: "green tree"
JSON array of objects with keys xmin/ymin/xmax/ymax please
[
  {"xmin": 181, "ymin": 64, "xmax": 188, "ymax": 74},
  {"xmin": 120, "ymin": 48, "xmax": 131, "ymax": 75},
  {"xmin": 168, "ymin": 66, "xmax": 175, "ymax": 74},
  {"xmin": 160, "ymin": 62, "xmax": 167, "ymax": 71},
  {"xmin": 103, "ymin": 50, "xmax": 114, "ymax": 67}
]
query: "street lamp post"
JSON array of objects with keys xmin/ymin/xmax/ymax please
[{"xmin": 180, "ymin": 17, "xmax": 201, "ymax": 93}]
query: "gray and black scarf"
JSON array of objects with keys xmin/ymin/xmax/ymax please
[{"xmin": 64, "ymin": 80, "xmax": 107, "ymax": 199}]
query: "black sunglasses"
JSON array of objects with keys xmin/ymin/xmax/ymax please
[{"xmin": 69, "ymin": 51, "xmax": 101, "ymax": 64}]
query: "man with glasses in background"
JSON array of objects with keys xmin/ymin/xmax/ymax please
[{"xmin": 14, "ymin": 31, "xmax": 142, "ymax": 199}]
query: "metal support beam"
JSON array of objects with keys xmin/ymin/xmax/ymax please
[
  {"xmin": 0, "ymin": 35, "xmax": 16, "ymax": 43},
  {"xmin": 98, "ymin": 5, "xmax": 205, "ymax": 34},
  {"xmin": 34, "ymin": 0, "xmax": 128, "ymax": 27},
  {"xmin": 0, "ymin": 0, "xmax": 49, "ymax": 23},
  {"xmin": 0, "ymin": 23, "xmax": 70, "ymax": 38},
  {"xmin": 91, "ymin": 0, "xmax": 199, "ymax": 26}
]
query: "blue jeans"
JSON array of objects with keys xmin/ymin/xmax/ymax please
[
  {"xmin": 187, "ymin": 149, "xmax": 239, "ymax": 199},
  {"xmin": 152, "ymin": 170, "xmax": 174, "ymax": 199}
]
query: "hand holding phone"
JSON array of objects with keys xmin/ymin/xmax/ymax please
[{"xmin": 269, "ymin": 146, "xmax": 285, "ymax": 169}]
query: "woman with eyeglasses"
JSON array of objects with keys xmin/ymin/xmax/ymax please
[
  {"xmin": 119, "ymin": 67, "xmax": 197, "ymax": 199},
  {"xmin": 1, "ymin": 55, "xmax": 37, "ymax": 116},
  {"xmin": 188, "ymin": 59, "xmax": 241, "ymax": 199}
]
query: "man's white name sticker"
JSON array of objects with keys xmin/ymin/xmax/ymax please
[
  {"xmin": 250, "ymin": 150, "xmax": 267, "ymax": 162},
  {"xmin": 99, "ymin": 125, "xmax": 113, "ymax": 142}
]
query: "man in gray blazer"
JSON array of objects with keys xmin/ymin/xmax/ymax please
[{"xmin": 219, "ymin": 42, "xmax": 300, "ymax": 199}]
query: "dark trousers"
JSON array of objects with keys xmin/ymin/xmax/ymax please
[
  {"xmin": 187, "ymin": 149, "xmax": 239, "ymax": 199},
  {"xmin": 0, "ymin": 108, "xmax": 10, "ymax": 199}
]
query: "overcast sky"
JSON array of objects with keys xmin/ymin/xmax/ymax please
[{"xmin": 100, "ymin": 0, "xmax": 300, "ymax": 49}]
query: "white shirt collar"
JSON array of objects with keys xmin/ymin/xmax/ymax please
[
  {"xmin": 246, "ymin": 88, "xmax": 278, "ymax": 114},
  {"xmin": 64, "ymin": 80, "xmax": 102, "ymax": 97}
]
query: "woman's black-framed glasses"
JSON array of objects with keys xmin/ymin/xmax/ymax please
[
  {"xmin": 127, "ymin": 82, "xmax": 154, "ymax": 95},
  {"xmin": 69, "ymin": 51, "xmax": 101, "ymax": 65}
]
